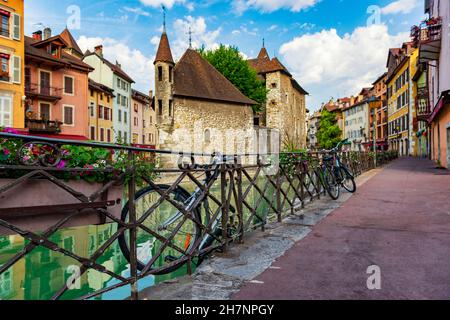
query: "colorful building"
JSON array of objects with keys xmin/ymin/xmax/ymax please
[
  {"xmin": 0, "ymin": 0, "xmax": 24, "ymax": 129},
  {"xmin": 386, "ymin": 43, "xmax": 419, "ymax": 156},
  {"xmin": 88, "ymin": 79, "xmax": 114, "ymax": 142},
  {"xmin": 24, "ymin": 28, "xmax": 93, "ymax": 139},
  {"xmin": 83, "ymin": 46, "xmax": 135, "ymax": 144},
  {"xmin": 368, "ymin": 73, "xmax": 389, "ymax": 151},
  {"xmin": 413, "ymin": 0, "xmax": 450, "ymax": 168},
  {"xmin": 343, "ymin": 100, "xmax": 370, "ymax": 151},
  {"xmin": 131, "ymin": 89, "xmax": 156, "ymax": 146}
]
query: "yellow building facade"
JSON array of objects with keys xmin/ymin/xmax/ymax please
[
  {"xmin": 88, "ymin": 79, "xmax": 114, "ymax": 142},
  {"xmin": 0, "ymin": 0, "xmax": 24, "ymax": 129},
  {"xmin": 387, "ymin": 46, "xmax": 419, "ymax": 156}
]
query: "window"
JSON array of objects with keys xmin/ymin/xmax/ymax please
[
  {"xmin": 169, "ymin": 66, "xmax": 173, "ymax": 82},
  {"xmin": 40, "ymin": 103, "xmax": 51, "ymax": 120},
  {"xmin": 142, "ymin": 135, "xmax": 146, "ymax": 144},
  {"xmin": 100, "ymin": 128, "xmax": 105, "ymax": 142},
  {"xmin": 158, "ymin": 100, "xmax": 163, "ymax": 116},
  {"xmin": 143, "ymin": 120, "xmax": 146, "ymax": 128},
  {"xmin": 117, "ymin": 78, "xmax": 121, "ymax": 89},
  {"xmin": 12, "ymin": 13, "xmax": 21, "ymax": 40},
  {"xmin": 158, "ymin": 66, "xmax": 163, "ymax": 82},
  {"xmin": 90, "ymin": 89, "xmax": 94, "ymax": 97},
  {"xmin": 169, "ymin": 100, "xmax": 173, "ymax": 116},
  {"xmin": 0, "ymin": 95, "xmax": 12, "ymax": 126},
  {"xmin": 98, "ymin": 105, "xmax": 104, "ymax": 119},
  {"xmin": 271, "ymin": 83, "xmax": 277, "ymax": 89},
  {"xmin": 134, "ymin": 103, "xmax": 138, "ymax": 112},
  {"xmin": 100, "ymin": 93, "xmax": 103, "ymax": 101},
  {"xmin": 107, "ymin": 129, "xmax": 111, "ymax": 143},
  {"xmin": 89, "ymin": 102, "xmax": 95, "ymax": 117},
  {"xmin": 107, "ymin": 95, "xmax": 110, "ymax": 103},
  {"xmin": 104, "ymin": 107, "xmax": 109, "ymax": 120},
  {"xmin": 0, "ymin": 53, "xmax": 9, "ymax": 81},
  {"xmin": 64, "ymin": 76, "xmax": 74, "ymax": 95},
  {"xmin": 122, "ymin": 96, "xmax": 126, "ymax": 107},
  {"xmin": 118, "ymin": 110, "xmax": 122, "ymax": 122},
  {"xmin": 12, "ymin": 56, "xmax": 20, "ymax": 84},
  {"xmin": 90, "ymin": 126, "xmax": 95, "ymax": 140},
  {"xmin": 124, "ymin": 112, "xmax": 127, "ymax": 124},
  {"xmin": 124, "ymin": 132, "xmax": 128, "ymax": 143},
  {"xmin": 0, "ymin": 10, "xmax": 10, "ymax": 38},
  {"xmin": 117, "ymin": 93, "xmax": 121, "ymax": 104},
  {"xmin": 63, "ymin": 105, "xmax": 74, "ymax": 125},
  {"xmin": 204, "ymin": 129, "xmax": 211, "ymax": 143}
]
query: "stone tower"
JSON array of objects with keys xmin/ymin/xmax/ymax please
[
  {"xmin": 154, "ymin": 27, "xmax": 176, "ymax": 157},
  {"xmin": 154, "ymin": 27, "xmax": 175, "ymax": 134}
]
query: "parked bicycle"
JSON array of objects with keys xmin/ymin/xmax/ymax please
[
  {"xmin": 318, "ymin": 139, "xmax": 357, "ymax": 200},
  {"xmin": 118, "ymin": 153, "xmax": 238, "ymax": 275}
]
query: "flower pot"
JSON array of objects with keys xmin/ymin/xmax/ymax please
[{"xmin": 0, "ymin": 179, "xmax": 124, "ymax": 236}]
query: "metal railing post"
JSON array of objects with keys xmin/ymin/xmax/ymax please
[
  {"xmin": 220, "ymin": 163, "xmax": 229, "ymax": 253},
  {"xmin": 127, "ymin": 151, "xmax": 139, "ymax": 300}
]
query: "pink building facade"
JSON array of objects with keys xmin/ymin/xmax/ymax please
[{"xmin": 24, "ymin": 29, "xmax": 92, "ymax": 139}]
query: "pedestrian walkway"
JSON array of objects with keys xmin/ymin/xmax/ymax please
[{"xmin": 233, "ymin": 158, "xmax": 450, "ymax": 300}]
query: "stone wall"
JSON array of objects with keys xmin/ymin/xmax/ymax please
[
  {"xmin": 158, "ymin": 97, "xmax": 255, "ymax": 167},
  {"xmin": 265, "ymin": 71, "xmax": 307, "ymax": 150}
]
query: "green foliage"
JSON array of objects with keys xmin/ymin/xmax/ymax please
[
  {"xmin": 317, "ymin": 110, "xmax": 342, "ymax": 150},
  {"xmin": 0, "ymin": 133, "xmax": 157, "ymax": 184},
  {"xmin": 199, "ymin": 45, "xmax": 267, "ymax": 113}
]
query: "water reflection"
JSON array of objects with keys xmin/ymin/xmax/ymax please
[{"xmin": 0, "ymin": 224, "xmax": 190, "ymax": 300}]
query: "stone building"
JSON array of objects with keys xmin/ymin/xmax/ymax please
[
  {"xmin": 248, "ymin": 46, "xmax": 308, "ymax": 150},
  {"xmin": 153, "ymin": 28, "xmax": 255, "ymax": 166}
]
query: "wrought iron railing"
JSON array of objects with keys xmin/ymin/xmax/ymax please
[{"xmin": 0, "ymin": 132, "xmax": 397, "ymax": 300}]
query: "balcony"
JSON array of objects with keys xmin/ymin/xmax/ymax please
[
  {"xmin": 416, "ymin": 87, "xmax": 431, "ymax": 121},
  {"xmin": 411, "ymin": 17, "xmax": 442, "ymax": 63},
  {"xmin": 25, "ymin": 83, "xmax": 62, "ymax": 103},
  {"xmin": 26, "ymin": 119, "xmax": 62, "ymax": 134}
]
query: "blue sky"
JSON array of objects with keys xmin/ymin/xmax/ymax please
[{"xmin": 24, "ymin": 0, "xmax": 426, "ymax": 110}]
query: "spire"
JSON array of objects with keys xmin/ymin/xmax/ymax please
[
  {"xmin": 257, "ymin": 44, "xmax": 270, "ymax": 60},
  {"xmin": 188, "ymin": 27, "xmax": 192, "ymax": 49},
  {"xmin": 154, "ymin": 30, "xmax": 174, "ymax": 65}
]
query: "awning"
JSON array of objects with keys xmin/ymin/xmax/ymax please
[
  {"xmin": 14, "ymin": 129, "xmax": 89, "ymax": 141},
  {"xmin": 429, "ymin": 90, "xmax": 450, "ymax": 123}
]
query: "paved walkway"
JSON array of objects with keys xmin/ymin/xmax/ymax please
[{"xmin": 233, "ymin": 158, "xmax": 450, "ymax": 300}]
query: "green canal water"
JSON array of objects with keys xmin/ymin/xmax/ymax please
[{"xmin": 0, "ymin": 173, "xmax": 287, "ymax": 300}]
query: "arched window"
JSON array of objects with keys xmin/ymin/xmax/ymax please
[{"xmin": 204, "ymin": 129, "xmax": 211, "ymax": 144}]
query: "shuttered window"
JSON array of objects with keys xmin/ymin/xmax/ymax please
[
  {"xmin": 12, "ymin": 55, "xmax": 20, "ymax": 84},
  {"xmin": 64, "ymin": 76, "xmax": 74, "ymax": 95},
  {"xmin": 63, "ymin": 105, "xmax": 74, "ymax": 125},
  {"xmin": 0, "ymin": 95, "xmax": 12, "ymax": 127},
  {"xmin": 12, "ymin": 13, "xmax": 20, "ymax": 40}
]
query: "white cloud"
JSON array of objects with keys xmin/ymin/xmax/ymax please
[
  {"xmin": 381, "ymin": 0, "xmax": 420, "ymax": 15},
  {"xmin": 279, "ymin": 24, "xmax": 409, "ymax": 109},
  {"xmin": 123, "ymin": 7, "xmax": 151, "ymax": 17},
  {"xmin": 139, "ymin": 0, "xmax": 193, "ymax": 10},
  {"xmin": 170, "ymin": 16, "xmax": 221, "ymax": 58},
  {"xmin": 232, "ymin": 0, "xmax": 319, "ymax": 14},
  {"xmin": 77, "ymin": 36, "xmax": 155, "ymax": 93},
  {"xmin": 267, "ymin": 24, "xmax": 278, "ymax": 31}
]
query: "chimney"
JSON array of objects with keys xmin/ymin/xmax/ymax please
[
  {"xmin": 116, "ymin": 61, "xmax": 121, "ymax": 69},
  {"xmin": 94, "ymin": 45, "xmax": 103, "ymax": 57},
  {"xmin": 148, "ymin": 90, "xmax": 153, "ymax": 99},
  {"xmin": 43, "ymin": 27, "xmax": 52, "ymax": 40},
  {"xmin": 32, "ymin": 30, "xmax": 42, "ymax": 41}
]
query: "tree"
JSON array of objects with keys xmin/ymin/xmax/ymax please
[
  {"xmin": 199, "ymin": 45, "xmax": 267, "ymax": 113},
  {"xmin": 317, "ymin": 109, "xmax": 342, "ymax": 150}
]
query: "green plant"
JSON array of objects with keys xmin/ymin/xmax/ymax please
[
  {"xmin": 317, "ymin": 110, "xmax": 342, "ymax": 150},
  {"xmin": 199, "ymin": 45, "xmax": 268, "ymax": 113}
]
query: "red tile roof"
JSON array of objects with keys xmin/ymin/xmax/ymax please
[
  {"xmin": 154, "ymin": 32, "xmax": 174, "ymax": 65},
  {"xmin": 25, "ymin": 36, "xmax": 93, "ymax": 72},
  {"xmin": 174, "ymin": 49, "xmax": 256, "ymax": 105},
  {"xmin": 60, "ymin": 28, "xmax": 83, "ymax": 56}
]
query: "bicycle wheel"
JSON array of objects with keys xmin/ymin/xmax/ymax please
[
  {"xmin": 323, "ymin": 166, "xmax": 340, "ymax": 200},
  {"xmin": 339, "ymin": 166, "xmax": 356, "ymax": 193},
  {"xmin": 118, "ymin": 185, "xmax": 202, "ymax": 275}
]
